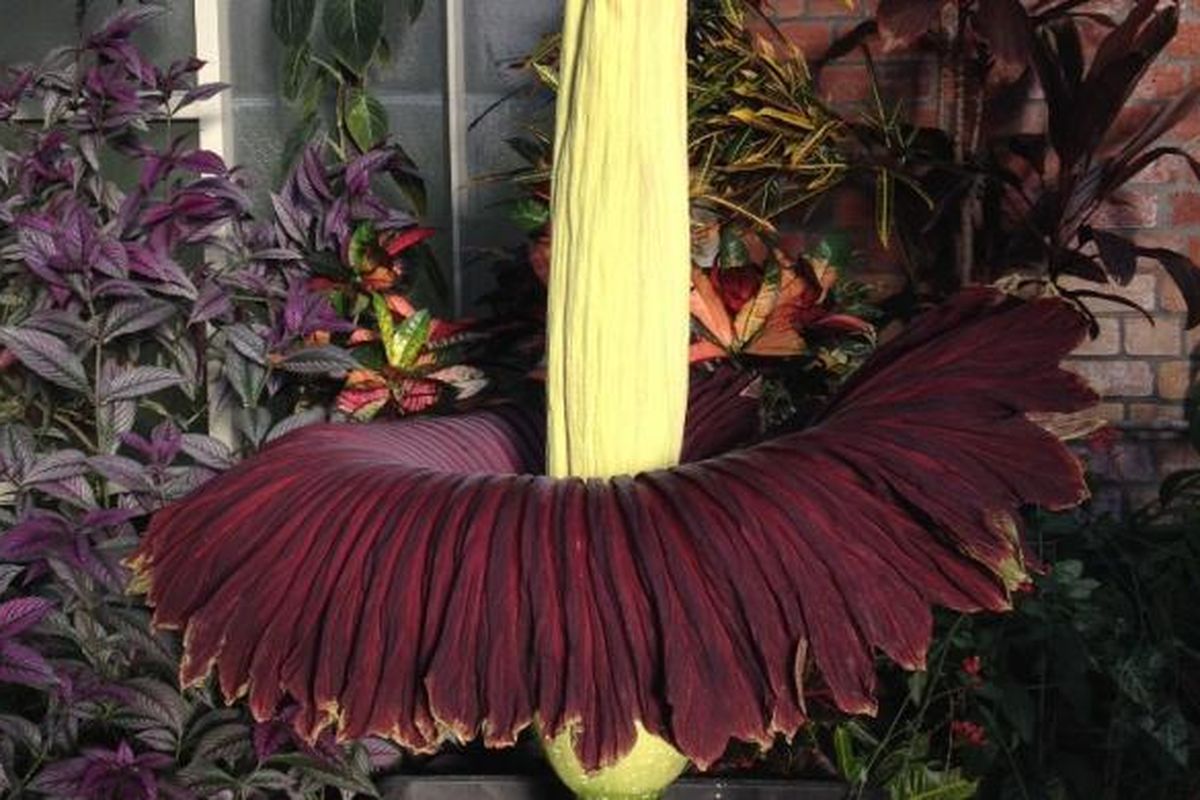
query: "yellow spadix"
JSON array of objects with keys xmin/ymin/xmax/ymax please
[
  {"xmin": 546, "ymin": 0, "xmax": 692, "ymax": 480},
  {"xmin": 544, "ymin": 0, "xmax": 693, "ymax": 797}
]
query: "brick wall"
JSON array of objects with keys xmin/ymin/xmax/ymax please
[{"xmin": 771, "ymin": 0, "xmax": 1200, "ymax": 506}]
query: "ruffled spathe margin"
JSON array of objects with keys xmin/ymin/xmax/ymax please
[{"xmin": 132, "ymin": 288, "xmax": 1096, "ymax": 770}]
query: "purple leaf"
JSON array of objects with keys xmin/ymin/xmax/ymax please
[
  {"xmin": 271, "ymin": 191, "xmax": 309, "ymax": 245},
  {"xmin": 251, "ymin": 248, "xmax": 305, "ymax": 261},
  {"xmin": 265, "ymin": 408, "xmax": 328, "ymax": 444},
  {"xmin": 35, "ymin": 475, "xmax": 97, "ymax": 510},
  {"xmin": 345, "ymin": 149, "xmax": 392, "ymax": 196},
  {"xmin": 98, "ymin": 398, "xmax": 139, "ymax": 448},
  {"xmin": 278, "ymin": 346, "xmax": 359, "ymax": 375},
  {"xmin": 188, "ymin": 282, "xmax": 233, "ymax": 326},
  {"xmin": 0, "ymin": 426, "xmax": 35, "ymax": 480},
  {"xmin": 95, "ymin": 239, "xmax": 130, "ymax": 279},
  {"xmin": 99, "ymin": 367, "xmax": 185, "ymax": 403},
  {"xmin": 95, "ymin": 279, "xmax": 151, "ymax": 299},
  {"xmin": 103, "ymin": 298, "xmax": 178, "ymax": 342},
  {"xmin": 28, "ymin": 758, "xmax": 87, "ymax": 797},
  {"xmin": 179, "ymin": 149, "xmax": 228, "ymax": 175},
  {"xmin": 0, "ymin": 641, "xmax": 56, "ymax": 687},
  {"xmin": 176, "ymin": 82, "xmax": 228, "ymax": 112},
  {"xmin": 89, "ymin": 456, "xmax": 155, "ymax": 493},
  {"xmin": 323, "ymin": 196, "xmax": 350, "ymax": 247},
  {"xmin": 23, "ymin": 450, "xmax": 90, "ymax": 486},
  {"xmin": 299, "ymin": 144, "xmax": 334, "ymax": 202},
  {"xmin": 0, "ymin": 596, "xmax": 54, "ymax": 637},
  {"xmin": 21, "ymin": 310, "xmax": 95, "ymax": 342},
  {"xmin": 81, "ymin": 507, "xmax": 141, "ymax": 529},
  {"xmin": 179, "ymin": 434, "xmax": 234, "ymax": 471},
  {"xmin": 121, "ymin": 423, "xmax": 183, "ymax": 466},
  {"xmin": 189, "ymin": 722, "xmax": 252, "ymax": 764},
  {"xmin": 224, "ymin": 324, "xmax": 269, "ymax": 365},
  {"xmin": 87, "ymin": 6, "xmax": 164, "ymax": 47},
  {"xmin": 128, "ymin": 246, "xmax": 198, "ymax": 300},
  {"xmin": 359, "ymin": 737, "xmax": 403, "ymax": 771},
  {"xmin": 118, "ymin": 678, "xmax": 187, "ymax": 734},
  {"xmin": 0, "ymin": 327, "xmax": 89, "ymax": 392}
]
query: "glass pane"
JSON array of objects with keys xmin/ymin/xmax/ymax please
[
  {"xmin": 0, "ymin": 0, "xmax": 196, "ymax": 71},
  {"xmin": 461, "ymin": 0, "xmax": 561, "ymax": 306}
]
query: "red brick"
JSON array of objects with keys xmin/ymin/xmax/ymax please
[
  {"xmin": 775, "ymin": 20, "xmax": 833, "ymax": 59},
  {"xmin": 1124, "ymin": 317, "xmax": 1184, "ymax": 356},
  {"xmin": 1093, "ymin": 191, "xmax": 1159, "ymax": 229},
  {"xmin": 1172, "ymin": 110, "xmax": 1200, "ymax": 142},
  {"xmin": 1064, "ymin": 359, "xmax": 1154, "ymax": 397},
  {"xmin": 1157, "ymin": 360, "xmax": 1194, "ymax": 400},
  {"xmin": 1074, "ymin": 317, "xmax": 1120, "ymax": 356},
  {"xmin": 768, "ymin": 0, "xmax": 806, "ymax": 17},
  {"xmin": 817, "ymin": 64, "xmax": 871, "ymax": 103},
  {"xmin": 1168, "ymin": 21, "xmax": 1200, "ymax": 58},
  {"xmin": 1133, "ymin": 154, "xmax": 1191, "ymax": 185},
  {"xmin": 1170, "ymin": 192, "xmax": 1200, "ymax": 226},
  {"xmin": 1129, "ymin": 402, "xmax": 1184, "ymax": 423},
  {"xmin": 1132, "ymin": 65, "xmax": 1189, "ymax": 102}
]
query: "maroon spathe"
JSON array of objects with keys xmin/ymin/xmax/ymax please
[{"xmin": 134, "ymin": 288, "xmax": 1096, "ymax": 771}]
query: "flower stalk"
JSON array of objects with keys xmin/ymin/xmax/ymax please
[
  {"xmin": 546, "ymin": 0, "xmax": 692, "ymax": 479},
  {"xmin": 543, "ymin": 0, "xmax": 693, "ymax": 795}
]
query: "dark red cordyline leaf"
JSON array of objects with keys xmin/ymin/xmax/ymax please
[
  {"xmin": 976, "ymin": 0, "xmax": 1032, "ymax": 85},
  {"xmin": 134, "ymin": 289, "xmax": 1093, "ymax": 770},
  {"xmin": 876, "ymin": 0, "xmax": 945, "ymax": 50}
]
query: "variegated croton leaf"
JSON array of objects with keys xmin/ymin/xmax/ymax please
[{"xmin": 132, "ymin": 288, "xmax": 1095, "ymax": 771}]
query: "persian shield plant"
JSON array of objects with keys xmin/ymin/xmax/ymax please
[{"xmin": 0, "ymin": 7, "xmax": 447, "ymax": 796}]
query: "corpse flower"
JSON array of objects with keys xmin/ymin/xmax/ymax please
[{"xmin": 132, "ymin": 2, "xmax": 1096, "ymax": 799}]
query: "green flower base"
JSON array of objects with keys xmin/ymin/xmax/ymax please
[{"xmin": 542, "ymin": 723, "xmax": 689, "ymax": 800}]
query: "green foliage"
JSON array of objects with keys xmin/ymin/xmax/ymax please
[
  {"xmin": 270, "ymin": 0, "xmax": 317, "ymax": 47},
  {"xmin": 322, "ymin": 0, "xmax": 384, "ymax": 73},
  {"xmin": 274, "ymin": 0, "xmax": 427, "ymax": 192},
  {"xmin": 822, "ymin": 482, "xmax": 1200, "ymax": 800},
  {"xmin": 346, "ymin": 87, "xmax": 390, "ymax": 152}
]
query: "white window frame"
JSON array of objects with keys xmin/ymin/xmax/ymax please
[
  {"xmin": 190, "ymin": 1, "xmax": 232, "ymax": 164},
  {"xmin": 191, "ymin": 1, "xmax": 235, "ymax": 444}
]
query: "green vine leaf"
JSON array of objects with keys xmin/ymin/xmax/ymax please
[
  {"xmin": 323, "ymin": 0, "xmax": 385, "ymax": 74},
  {"xmin": 281, "ymin": 42, "xmax": 313, "ymax": 102},
  {"xmin": 346, "ymin": 89, "xmax": 389, "ymax": 152},
  {"xmin": 271, "ymin": 0, "xmax": 317, "ymax": 47}
]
